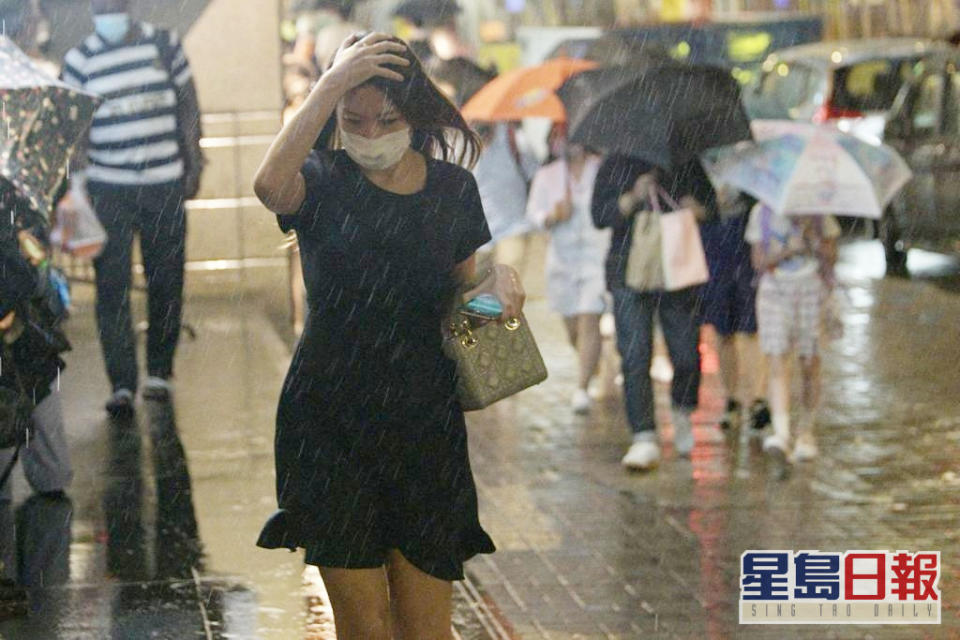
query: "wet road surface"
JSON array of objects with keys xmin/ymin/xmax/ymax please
[{"xmin": 0, "ymin": 239, "xmax": 958, "ymax": 639}]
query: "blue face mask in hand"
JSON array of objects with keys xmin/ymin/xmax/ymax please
[{"xmin": 93, "ymin": 13, "xmax": 130, "ymax": 44}]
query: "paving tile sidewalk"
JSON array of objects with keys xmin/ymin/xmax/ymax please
[
  {"xmin": 459, "ymin": 244, "xmax": 960, "ymax": 639},
  {"xmin": 1, "ymin": 242, "xmax": 958, "ymax": 639}
]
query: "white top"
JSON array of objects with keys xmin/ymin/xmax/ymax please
[
  {"xmin": 472, "ymin": 124, "xmax": 537, "ymax": 244},
  {"xmin": 526, "ymin": 155, "xmax": 609, "ymax": 279},
  {"xmin": 745, "ymin": 202, "xmax": 841, "ymax": 280}
]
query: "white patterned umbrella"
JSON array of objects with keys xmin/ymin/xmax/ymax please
[{"xmin": 702, "ymin": 126, "xmax": 912, "ymax": 219}]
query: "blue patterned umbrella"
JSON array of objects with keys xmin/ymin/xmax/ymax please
[{"xmin": 0, "ymin": 36, "xmax": 99, "ymax": 220}]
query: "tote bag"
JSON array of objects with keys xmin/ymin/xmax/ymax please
[{"xmin": 625, "ymin": 187, "xmax": 709, "ymax": 292}]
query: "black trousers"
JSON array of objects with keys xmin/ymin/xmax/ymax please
[{"xmin": 88, "ymin": 182, "xmax": 186, "ymax": 392}]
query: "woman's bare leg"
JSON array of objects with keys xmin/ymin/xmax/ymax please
[
  {"xmin": 737, "ymin": 333, "xmax": 766, "ymax": 405},
  {"xmin": 386, "ymin": 549, "xmax": 454, "ymax": 640},
  {"xmin": 798, "ymin": 353, "xmax": 821, "ymax": 431},
  {"xmin": 317, "ymin": 565, "xmax": 392, "ymax": 640},
  {"xmin": 562, "ymin": 315, "xmax": 579, "ymax": 350},
  {"xmin": 717, "ymin": 333, "xmax": 738, "ymax": 402},
  {"xmin": 766, "ymin": 354, "xmax": 791, "ymax": 446},
  {"xmin": 577, "ymin": 313, "xmax": 603, "ymax": 391}
]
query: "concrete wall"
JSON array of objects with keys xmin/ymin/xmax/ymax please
[{"xmin": 182, "ymin": 0, "xmax": 286, "ymax": 265}]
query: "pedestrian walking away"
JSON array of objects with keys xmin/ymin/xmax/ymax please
[
  {"xmin": 252, "ymin": 32, "xmax": 525, "ymax": 639},
  {"xmin": 745, "ymin": 202, "xmax": 840, "ymax": 479},
  {"xmin": 59, "ymin": 0, "xmax": 206, "ymax": 414},
  {"xmin": 527, "ymin": 123, "xmax": 609, "ymax": 415},
  {"xmin": 592, "ymin": 156, "xmax": 713, "ymax": 470}
]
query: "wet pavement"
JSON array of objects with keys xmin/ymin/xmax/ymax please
[{"xmin": 1, "ymin": 239, "xmax": 958, "ymax": 639}]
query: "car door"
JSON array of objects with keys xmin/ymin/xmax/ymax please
[{"xmin": 885, "ymin": 65, "xmax": 946, "ymax": 244}]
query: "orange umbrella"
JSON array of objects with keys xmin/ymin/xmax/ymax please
[{"xmin": 461, "ymin": 57, "xmax": 598, "ymax": 122}]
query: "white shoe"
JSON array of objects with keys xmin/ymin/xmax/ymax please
[
  {"xmin": 762, "ymin": 433, "xmax": 788, "ymax": 454},
  {"xmin": 650, "ymin": 355, "xmax": 674, "ymax": 383},
  {"xmin": 672, "ymin": 408, "xmax": 694, "ymax": 457},
  {"xmin": 791, "ymin": 432, "xmax": 818, "ymax": 462},
  {"xmin": 621, "ymin": 436, "xmax": 660, "ymax": 470},
  {"xmin": 572, "ymin": 389, "xmax": 591, "ymax": 414}
]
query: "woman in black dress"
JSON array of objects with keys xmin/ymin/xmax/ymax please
[{"xmin": 253, "ymin": 32, "xmax": 525, "ymax": 639}]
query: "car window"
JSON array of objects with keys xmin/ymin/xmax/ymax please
[
  {"xmin": 832, "ymin": 58, "xmax": 918, "ymax": 113},
  {"xmin": 912, "ymin": 74, "xmax": 945, "ymax": 137},
  {"xmin": 743, "ymin": 61, "xmax": 824, "ymax": 120}
]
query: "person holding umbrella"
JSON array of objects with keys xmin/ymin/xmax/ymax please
[
  {"xmin": 562, "ymin": 61, "xmax": 752, "ymax": 469},
  {"xmin": 526, "ymin": 123, "xmax": 609, "ymax": 414},
  {"xmin": 59, "ymin": 0, "xmax": 205, "ymax": 414},
  {"xmin": 744, "ymin": 203, "xmax": 839, "ymax": 477},
  {"xmin": 592, "ymin": 157, "xmax": 716, "ymax": 469},
  {"xmin": 704, "ymin": 125, "xmax": 913, "ymax": 477},
  {"xmin": 0, "ymin": 186, "xmax": 74, "ymax": 614}
]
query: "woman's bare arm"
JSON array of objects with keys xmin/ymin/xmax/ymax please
[{"xmin": 253, "ymin": 33, "xmax": 409, "ymax": 215}]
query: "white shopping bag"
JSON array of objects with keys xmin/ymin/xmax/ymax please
[
  {"xmin": 659, "ymin": 201, "xmax": 709, "ymax": 291},
  {"xmin": 52, "ymin": 176, "xmax": 107, "ymax": 259}
]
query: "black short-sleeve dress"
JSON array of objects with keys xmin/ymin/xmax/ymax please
[{"xmin": 256, "ymin": 149, "xmax": 495, "ymax": 581}]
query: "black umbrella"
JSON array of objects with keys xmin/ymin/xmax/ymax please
[
  {"xmin": 393, "ymin": 0, "xmax": 461, "ymax": 27},
  {"xmin": 556, "ymin": 62, "xmax": 751, "ymax": 170},
  {"xmin": 0, "ymin": 36, "xmax": 99, "ymax": 220},
  {"xmin": 425, "ymin": 56, "xmax": 497, "ymax": 106}
]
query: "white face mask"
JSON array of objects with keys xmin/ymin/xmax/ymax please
[{"xmin": 340, "ymin": 127, "xmax": 411, "ymax": 171}]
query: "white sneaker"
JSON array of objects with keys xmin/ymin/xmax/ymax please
[
  {"xmin": 649, "ymin": 355, "xmax": 674, "ymax": 383},
  {"xmin": 762, "ymin": 433, "xmax": 788, "ymax": 454},
  {"xmin": 672, "ymin": 408, "xmax": 694, "ymax": 457},
  {"xmin": 621, "ymin": 435, "xmax": 660, "ymax": 470},
  {"xmin": 571, "ymin": 389, "xmax": 591, "ymax": 414},
  {"xmin": 791, "ymin": 432, "xmax": 819, "ymax": 463}
]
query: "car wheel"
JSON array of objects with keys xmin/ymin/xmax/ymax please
[{"xmin": 880, "ymin": 208, "xmax": 908, "ymax": 276}]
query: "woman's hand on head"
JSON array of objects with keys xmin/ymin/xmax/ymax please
[
  {"xmin": 324, "ymin": 32, "xmax": 410, "ymax": 93},
  {"xmin": 463, "ymin": 264, "xmax": 526, "ymax": 322}
]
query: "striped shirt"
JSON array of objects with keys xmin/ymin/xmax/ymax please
[{"xmin": 62, "ymin": 22, "xmax": 193, "ymax": 187}]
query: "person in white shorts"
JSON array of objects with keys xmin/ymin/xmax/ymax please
[
  {"xmin": 745, "ymin": 202, "xmax": 839, "ymax": 477},
  {"xmin": 527, "ymin": 125, "xmax": 610, "ymax": 414}
]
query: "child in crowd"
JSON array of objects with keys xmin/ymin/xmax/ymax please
[{"xmin": 745, "ymin": 203, "xmax": 839, "ymax": 478}]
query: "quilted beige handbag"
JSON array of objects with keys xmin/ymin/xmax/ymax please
[{"xmin": 442, "ymin": 311, "xmax": 548, "ymax": 411}]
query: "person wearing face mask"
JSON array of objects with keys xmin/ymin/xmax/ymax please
[
  {"xmin": 253, "ymin": 32, "xmax": 526, "ymax": 638},
  {"xmin": 526, "ymin": 123, "xmax": 609, "ymax": 414},
  {"xmin": 58, "ymin": 0, "xmax": 205, "ymax": 414}
]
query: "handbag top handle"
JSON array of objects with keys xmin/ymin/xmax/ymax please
[{"xmin": 647, "ymin": 184, "xmax": 682, "ymax": 214}]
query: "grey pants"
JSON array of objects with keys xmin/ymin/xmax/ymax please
[{"xmin": 0, "ymin": 389, "xmax": 73, "ymax": 581}]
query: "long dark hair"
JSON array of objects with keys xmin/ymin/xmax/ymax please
[{"xmin": 332, "ymin": 34, "xmax": 482, "ymax": 169}]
